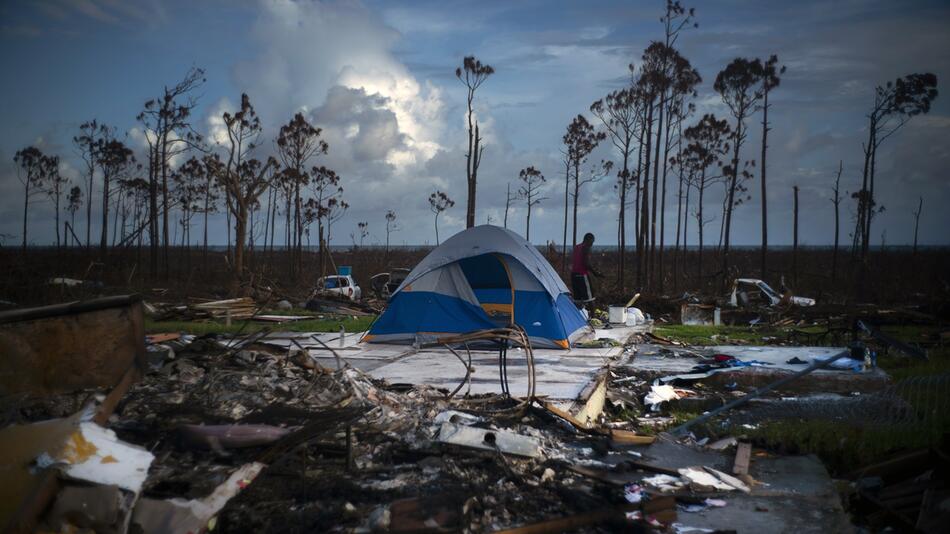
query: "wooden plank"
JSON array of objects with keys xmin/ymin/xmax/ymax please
[
  {"xmin": 610, "ymin": 429, "xmax": 656, "ymax": 446},
  {"xmin": 493, "ymin": 504, "xmax": 638, "ymax": 534},
  {"xmin": 733, "ymin": 442, "xmax": 752, "ymax": 476}
]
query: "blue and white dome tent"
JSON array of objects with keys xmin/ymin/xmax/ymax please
[{"xmin": 364, "ymin": 225, "xmax": 590, "ymax": 349}]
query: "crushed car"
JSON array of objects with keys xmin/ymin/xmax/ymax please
[
  {"xmin": 369, "ymin": 268, "xmax": 410, "ymax": 299},
  {"xmin": 728, "ymin": 277, "xmax": 815, "ymax": 308}
]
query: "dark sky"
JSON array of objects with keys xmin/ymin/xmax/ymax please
[{"xmin": 1, "ymin": 0, "xmax": 948, "ymax": 247}]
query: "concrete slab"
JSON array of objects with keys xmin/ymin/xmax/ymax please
[
  {"xmin": 226, "ymin": 327, "xmax": 641, "ymax": 399},
  {"xmin": 614, "ymin": 438, "xmax": 852, "ymax": 533},
  {"xmin": 260, "ymin": 326, "xmax": 644, "ymax": 399},
  {"xmin": 673, "ymin": 453, "xmax": 852, "ymax": 533},
  {"xmin": 367, "ymin": 345, "xmax": 626, "ymax": 399}
]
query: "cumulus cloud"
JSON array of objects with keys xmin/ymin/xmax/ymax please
[{"xmin": 233, "ymin": 0, "xmax": 444, "ymax": 174}]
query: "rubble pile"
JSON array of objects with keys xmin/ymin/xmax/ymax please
[
  {"xmin": 6, "ymin": 335, "xmax": 680, "ymax": 533},
  {"xmin": 4, "ymin": 293, "xmax": 944, "ymax": 532}
]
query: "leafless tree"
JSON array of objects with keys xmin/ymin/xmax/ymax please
[
  {"xmin": 276, "ymin": 112, "xmax": 328, "ymax": 274},
  {"xmin": 428, "ymin": 190, "xmax": 455, "ymax": 245},
  {"xmin": 517, "ymin": 166, "xmax": 547, "ymax": 241},
  {"xmin": 308, "ymin": 165, "xmax": 344, "ymax": 276},
  {"xmin": 792, "ymin": 185, "xmax": 799, "ymax": 286},
  {"xmin": 659, "ymin": 49, "xmax": 700, "ymax": 292},
  {"xmin": 66, "ymin": 185, "xmax": 83, "ymax": 243},
  {"xmin": 678, "ymin": 114, "xmax": 730, "ymax": 281},
  {"xmin": 136, "ymin": 67, "xmax": 206, "ymax": 276},
  {"xmin": 97, "ymin": 139, "xmax": 137, "ymax": 257},
  {"xmin": 591, "ymin": 86, "xmax": 642, "ymax": 288},
  {"xmin": 217, "ymin": 94, "xmax": 278, "ymax": 286},
  {"xmin": 456, "ymin": 56, "xmax": 494, "ymax": 228},
  {"xmin": 830, "ymin": 160, "xmax": 843, "ymax": 283},
  {"xmin": 73, "ymin": 120, "xmax": 109, "ymax": 248},
  {"xmin": 912, "ymin": 196, "xmax": 923, "ymax": 256},
  {"xmin": 385, "ymin": 210, "xmax": 398, "ymax": 253},
  {"xmin": 14, "ymin": 147, "xmax": 56, "ymax": 252},
  {"xmin": 714, "ymin": 57, "xmax": 764, "ymax": 281},
  {"xmin": 354, "ymin": 221, "xmax": 369, "ymax": 248},
  {"xmin": 756, "ymin": 55, "xmax": 785, "ymax": 280},
  {"xmin": 43, "ymin": 157, "xmax": 68, "ymax": 248},
  {"xmin": 324, "ymin": 197, "xmax": 349, "ymax": 263},
  {"xmin": 563, "ymin": 115, "xmax": 606, "ymax": 251},
  {"xmin": 853, "ymin": 73, "xmax": 938, "ymax": 262},
  {"xmin": 503, "ymin": 183, "xmax": 517, "ymax": 229},
  {"xmin": 172, "ymin": 157, "xmax": 208, "ymax": 262}
]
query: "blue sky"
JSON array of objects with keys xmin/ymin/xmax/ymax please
[{"xmin": 1, "ymin": 0, "xmax": 948, "ymax": 247}]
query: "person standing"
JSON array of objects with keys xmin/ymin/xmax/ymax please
[{"xmin": 571, "ymin": 232, "xmax": 603, "ymax": 304}]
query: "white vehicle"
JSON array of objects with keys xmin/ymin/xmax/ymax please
[
  {"xmin": 728, "ymin": 278, "xmax": 815, "ymax": 308},
  {"xmin": 314, "ymin": 275, "xmax": 362, "ymax": 301}
]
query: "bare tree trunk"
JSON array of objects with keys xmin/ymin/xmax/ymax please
[
  {"xmin": 863, "ymin": 135, "xmax": 878, "ymax": 259},
  {"xmin": 269, "ymin": 188, "xmax": 277, "ymax": 254},
  {"xmin": 318, "ymin": 221, "xmax": 326, "ymax": 278},
  {"xmin": 723, "ymin": 117, "xmax": 743, "ymax": 283},
  {"xmin": 111, "ymin": 191, "xmax": 120, "ymax": 247},
  {"xmin": 618, "ymin": 150, "xmax": 629, "ymax": 290},
  {"xmin": 831, "ymin": 160, "xmax": 842, "ymax": 284},
  {"xmin": 913, "ymin": 196, "xmax": 922, "ymax": 256},
  {"xmin": 203, "ymin": 186, "xmax": 210, "ymax": 271},
  {"xmin": 634, "ymin": 136, "xmax": 643, "ymax": 287},
  {"xmin": 674, "ymin": 165, "xmax": 684, "ymax": 292},
  {"xmin": 86, "ymin": 165, "xmax": 93, "ymax": 248},
  {"xmin": 160, "ymin": 138, "xmax": 170, "ymax": 278},
  {"xmin": 100, "ymin": 170, "xmax": 110, "ymax": 257},
  {"xmin": 697, "ymin": 171, "xmax": 706, "ymax": 284},
  {"xmin": 434, "ymin": 212, "xmax": 440, "ymax": 245},
  {"xmin": 562, "ymin": 158, "xmax": 570, "ymax": 274},
  {"xmin": 233, "ymin": 205, "xmax": 247, "ymax": 288},
  {"xmin": 226, "ymin": 206, "xmax": 232, "ymax": 260},
  {"xmin": 21, "ymin": 181, "xmax": 30, "ymax": 253},
  {"xmin": 572, "ymin": 160, "xmax": 580, "ymax": 247},
  {"xmin": 640, "ymin": 102, "xmax": 654, "ymax": 289},
  {"xmin": 148, "ymin": 147, "xmax": 159, "ymax": 277},
  {"xmin": 854, "ymin": 118, "xmax": 875, "ymax": 258},
  {"xmin": 263, "ymin": 184, "xmax": 272, "ymax": 253},
  {"xmin": 793, "ymin": 185, "xmax": 799, "ymax": 287},
  {"xmin": 55, "ymin": 190, "xmax": 62, "ymax": 249},
  {"xmin": 526, "ymin": 201, "xmax": 532, "ymax": 241},
  {"xmin": 503, "ymin": 183, "xmax": 510, "ymax": 228},
  {"xmin": 759, "ymin": 89, "xmax": 770, "ymax": 280},
  {"xmin": 682, "ymin": 178, "xmax": 691, "ymax": 286},
  {"xmin": 650, "ymin": 97, "xmax": 663, "ymax": 289},
  {"xmin": 658, "ymin": 105, "xmax": 672, "ymax": 293}
]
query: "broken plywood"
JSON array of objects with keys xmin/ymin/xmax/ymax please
[{"xmin": 0, "ymin": 295, "xmax": 146, "ymax": 395}]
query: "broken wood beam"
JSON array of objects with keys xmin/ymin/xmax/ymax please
[{"xmin": 733, "ymin": 442, "xmax": 751, "ymax": 476}]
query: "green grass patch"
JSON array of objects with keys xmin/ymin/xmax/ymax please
[
  {"xmin": 654, "ymin": 324, "xmax": 782, "ymax": 345},
  {"xmin": 146, "ymin": 314, "xmax": 377, "ymax": 335},
  {"xmin": 740, "ymin": 419, "xmax": 946, "ymax": 475}
]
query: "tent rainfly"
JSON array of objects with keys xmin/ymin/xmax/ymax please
[{"xmin": 364, "ymin": 225, "xmax": 590, "ymax": 348}]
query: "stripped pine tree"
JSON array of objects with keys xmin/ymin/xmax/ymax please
[{"xmin": 456, "ymin": 56, "xmax": 494, "ymax": 228}]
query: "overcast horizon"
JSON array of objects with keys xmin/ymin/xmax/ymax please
[{"xmin": 1, "ymin": 0, "xmax": 948, "ymax": 249}]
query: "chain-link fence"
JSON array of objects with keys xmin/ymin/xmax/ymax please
[{"xmin": 726, "ymin": 372, "xmax": 950, "ymax": 430}]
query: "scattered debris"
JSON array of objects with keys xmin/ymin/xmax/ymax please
[
  {"xmin": 437, "ymin": 422, "xmax": 541, "ymax": 458},
  {"xmin": 681, "ymin": 303, "xmax": 721, "ymax": 326},
  {"xmin": 131, "ymin": 462, "xmax": 265, "ymax": 533},
  {"xmin": 728, "ymin": 278, "xmax": 815, "ymax": 308}
]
